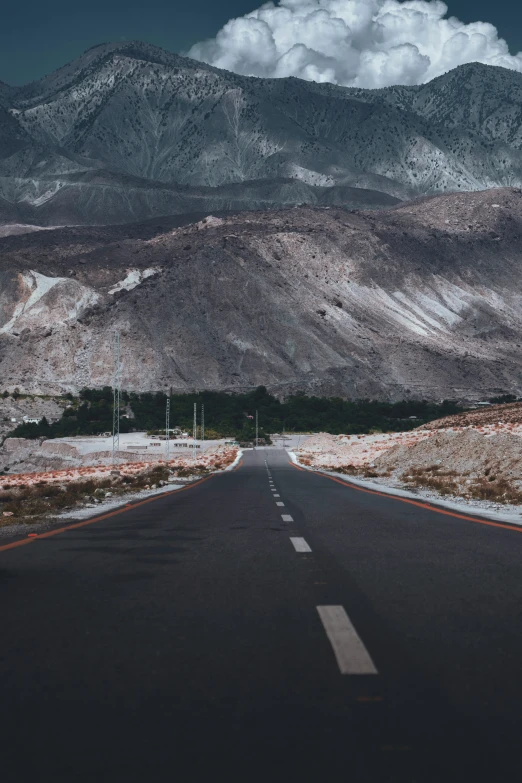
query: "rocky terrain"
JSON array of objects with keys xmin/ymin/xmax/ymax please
[
  {"xmin": 2, "ymin": 187, "xmax": 522, "ymax": 398},
  {"xmin": 3, "ymin": 42, "xmax": 522, "ymax": 224},
  {"xmin": 295, "ymin": 406, "xmax": 522, "ymax": 513},
  {"xmin": 422, "ymin": 401, "xmax": 522, "ymax": 429}
]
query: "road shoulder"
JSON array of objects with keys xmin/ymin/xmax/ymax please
[{"xmin": 287, "ymin": 450, "xmax": 522, "ymax": 527}]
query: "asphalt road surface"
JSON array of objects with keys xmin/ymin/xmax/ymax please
[{"xmin": 2, "ymin": 448, "xmax": 522, "ymax": 782}]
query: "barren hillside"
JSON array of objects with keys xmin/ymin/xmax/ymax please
[{"xmin": 1, "ymin": 187, "xmax": 522, "ymax": 398}]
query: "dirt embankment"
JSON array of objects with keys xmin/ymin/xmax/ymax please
[
  {"xmin": 375, "ymin": 430, "xmax": 522, "ymax": 504},
  {"xmin": 296, "ymin": 431, "xmax": 433, "ymax": 468},
  {"xmin": 421, "ymin": 402, "xmax": 522, "ymax": 430},
  {"xmin": 296, "ymin": 416, "xmax": 522, "ymax": 509}
]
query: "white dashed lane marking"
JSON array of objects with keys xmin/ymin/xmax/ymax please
[
  {"xmin": 281, "ymin": 515, "xmax": 293, "ymax": 522},
  {"xmin": 290, "ymin": 537, "xmax": 312, "ymax": 553},
  {"xmin": 316, "ymin": 606, "xmax": 378, "ymax": 675},
  {"xmin": 276, "ymin": 501, "xmax": 285, "ymax": 506}
]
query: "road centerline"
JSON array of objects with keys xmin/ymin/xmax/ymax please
[
  {"xmin": 290, "ymin": 537, "xmax": 312, "ymax": 553},
  {"xmin": 317, "ymin": 606, "xmax": 378, "ymax": 676}
]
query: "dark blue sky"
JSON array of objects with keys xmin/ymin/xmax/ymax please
[{"xmin": 2, "ymin": 0, "xmax": 521, "ymax": 85}]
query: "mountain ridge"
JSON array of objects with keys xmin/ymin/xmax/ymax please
[{"xmin": 2, "ymin": 43, "xmax": 522, "ymax": 225}]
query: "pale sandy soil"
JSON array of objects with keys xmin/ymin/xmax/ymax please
[
  {"xmin": 0, "ymin": 440, "xmax": 235, "ymax": 488},
  {"xmin": 296, "ymin": 424, "xmax": 522, "ymax": 469},
  {"xmin": 0, "ymin": 432, "xmax": 229, "ymax": 475}
]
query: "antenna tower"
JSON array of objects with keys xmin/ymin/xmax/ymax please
[
  {"xmin": 193, "ymin": 403, "xmax": 197, "ymax": 460},
  {"xmin": 112, "ymin": 332, "xmax": 121, "ymax": 465},
  {"xmin": 165, "ymin": 396, "xmax": 171, "ymax": 462}
]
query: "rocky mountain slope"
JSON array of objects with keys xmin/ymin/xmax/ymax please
[
  {"xmin": 2, "ymin": 42, "xmax": 522, "ymax": 224},
  {"xmin": 1, "ymin": 187, "xmax": 522, "ymax": 399}
]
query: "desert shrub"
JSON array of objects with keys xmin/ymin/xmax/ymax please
[
  {"xmin": 467, "ymin": 477, "xmax": 522, "ymax": 504},
  {"xmin": 334, "ymin": 464, "xmax": 359, "ymax": 475},
  {"xmin": 174, "ymin": 467, "xmax": 192, "ymax": 478},
  {"xmin": 400, "ymin": 470, "xmax": 460, "ymax": 496}
]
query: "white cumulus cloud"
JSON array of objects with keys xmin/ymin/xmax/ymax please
[{"xmin": 188, "ymin": 0, "xmax": 522, "ymax": 88}]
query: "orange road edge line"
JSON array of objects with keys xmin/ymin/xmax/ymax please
[
  {"xmin": 290, "ymin": 462, "xmax": 522, "ymax": 533},
  {"xmin": 0, "ymin": 474, "xmax": 214, "ymax": 554}
]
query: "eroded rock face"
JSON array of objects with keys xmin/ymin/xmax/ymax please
[{"xmin": 1, "ymin": 187, "xmax": 522, "ymax": 400}]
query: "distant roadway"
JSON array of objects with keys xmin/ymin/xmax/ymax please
[{"xmin": 2, "ymin": 448, "xmax": 522, "ymax": 782}]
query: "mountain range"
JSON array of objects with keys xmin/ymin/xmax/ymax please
[
  {"xmin": 2, "ymin": 42, "xmax": 522, "ymax": 225},
  {"xmin": 2, "ymin": 187, "xmax": 522, "ymax": 399}
]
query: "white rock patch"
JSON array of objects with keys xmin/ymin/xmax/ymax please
[
  {"xmin": 1, "ymin": 271, "xmax": 79, "ymax": 333},
  {"xmin": 108, "ymin": 268, "xmax": 157, "ymax": 295}
]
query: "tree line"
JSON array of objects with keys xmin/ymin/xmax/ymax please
[{"xmin": 7, "ymin": 386, "xmax": 466, "ymax": 441}]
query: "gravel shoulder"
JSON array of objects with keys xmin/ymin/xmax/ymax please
[
  {"xmin": 0, "ymin": 481, "xmax": 187, "ymax": 541},
  {"xmin": 0, "ymin": 450, "xmax": 243, "ymax": 543},
  {"xmin": 287, "ymin": 451, "xmax": 522, "ymax": 527}
]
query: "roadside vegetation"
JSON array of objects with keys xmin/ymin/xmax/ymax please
[
  {"xmin": 398, "ymin": 465, "xmax": 522, "ymax": 505},
  {"xmin": 6, "ymin": 386, "xmax": 466, "ymax": 441},
  {"xmin": 312, "ymin": 462, "xmax": 522, "ymax": 505},
  {"xmin": 0, "ymin": 465, "xmax": 171, "ymax": 524},
  {"xmin": 0, "ymin": 457, "xmax": 231, "ymax": 525},
  {"xmin": 0, "ymin": 444, "xmax": 239, "ymax": 525}
]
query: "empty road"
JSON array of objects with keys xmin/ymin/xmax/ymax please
[{"xmin": 2, "ymin": 448, "xmax": 522, "ymax": 782}]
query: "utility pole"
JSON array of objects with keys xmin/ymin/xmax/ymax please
[
  {"xmin": 165, "ymin": 396, "xmax": 170, "ymax": 462},
  {"xmin": 255, "ymin": 409, "xmax": 259, "ymax": 449},
  {"xmin": 193, "ymin": 402, "xmax": 197, "ymax": 460},
  {"xmin": 112, "ymin": 332, "xmax": 121, "ymax": 466},
  {"xmin": 201, "ymin": 403, "xmax": 205, "ymax": 443}
]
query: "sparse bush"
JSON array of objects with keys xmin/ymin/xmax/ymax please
[{"xmin": 398, "ymin": 463, "xmax": 522, "ymax": 505}]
